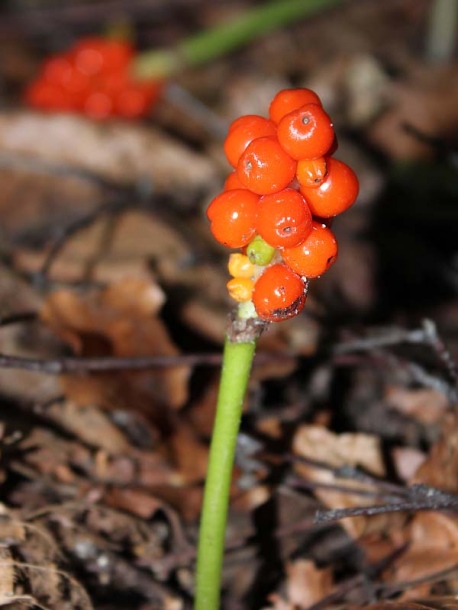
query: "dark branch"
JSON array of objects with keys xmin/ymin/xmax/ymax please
[
  {"xmin": 315, "ymin": 483, "xmax": 458, "ymax": 524},
  {"xmin": 0, "ymin": 350, "xmax": 293, "ymax": 375}
]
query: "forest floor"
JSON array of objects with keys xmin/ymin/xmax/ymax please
[{"xmin": 0, "ymin": 0, "xmax": 458, "ymax": 608}]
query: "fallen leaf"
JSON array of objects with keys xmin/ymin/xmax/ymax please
[
  {"xmin": 40, "ymin": 279, "xmax": 190, "ymax": 413},
  {"xmin": 293, "ymin": 425, "xmax": 407, "ymax": 537},
  {"xmin": 285, "ymin": 559, "xmax": 333, "ymax": 608},
  {"xmin": 413, "ymin": 412, "xmax": 458, "ymax": 492},
  {"xmin": 0, "ymin": 111, "xmax": 218, "ymax": 192}
]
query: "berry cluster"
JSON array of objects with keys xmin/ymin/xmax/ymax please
[
  {"xmin": 24, "ymin": 37, "xmax": 163, "ymax": 120},
  {"xmin": 207, "ymin": 88, "xmax": 359, "ymax": 323}
]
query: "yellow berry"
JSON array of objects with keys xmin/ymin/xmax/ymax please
[{"xmin": 228, "ymin": 253, "xmax": 255, "ymax": 278}]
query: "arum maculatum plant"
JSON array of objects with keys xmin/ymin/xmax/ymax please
[{"xmin": 195, "ymin": 88, "xmax": 359, "ymax": 609}]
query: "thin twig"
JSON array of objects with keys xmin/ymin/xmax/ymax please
[
  {"xmin": 0, "ymin": 350, "xmax": 294, "ymax": 375},
  {"xmin": 315, "ymin": 483, "xmax": 458, "ymax": 524},
  {"xmin": 305, "ymin": 545, "xmax": 407, "ymax": 610}
]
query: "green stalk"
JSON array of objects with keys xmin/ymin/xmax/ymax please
[
  {"xmin": 195, "ymin": 334, "xmax": 257, "ymax": 610},
  {"xmin": 134, "ymin": 0, "xmax": 343, "ymax": 79},
  {"xmin": 426, "ymin": 0, "xmax": 458, "ymax": 63}
]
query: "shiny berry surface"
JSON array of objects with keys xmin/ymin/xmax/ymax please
[
  {"xmin": 236, "ymin": 136, "xmax": 297, "ymax": 195},
  {"xmin": 252, "ymin": 263, "xmax": 306, "ymax": 322},
  {"xmin": 299, "ymin": 157, "xmax": 359, "ymax": 217},
  {"xmin": 277, "ymin": 104, "xmax": 334, "ymax": 160},
  {"xmin": 207, "ymin": 189, "xmax": 259, "ymax": 248},
  {"xmin": 257, "ymin": 188, "xmax": 313, "ymax": 248},
  {"xmin": 224, "ymin": 115, "xmax": 277, "ymax": 168},
  {"xmin": 296, "ymin": 157, "xmax": 327, "ymax": 188},
  {"xmin": 281, "ymin": 221, "xmax": 338, "ymax": 278},
  {"xmin": 269, "ymin": 88, "xmax": 322, "ymax": 124},
  {"xmin": 224, "ymin": 171, "xmax": 245, "ymax": 191}
]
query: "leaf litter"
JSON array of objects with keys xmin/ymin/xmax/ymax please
[{"xmin": 0, "ymin": 0, "xmax": 457, "ymax": 608}]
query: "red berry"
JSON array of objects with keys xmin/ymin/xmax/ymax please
[
  {"xmin": 224, "ymin": 115, "xmax": 277, "ymax": 168},
  {"xmin": 296, "ymin": 157, "xmax": 327, "ymax": 188},
  {"xmin": 84, "ymin": 91, "xmax": 114, "ymax": 119},
  {"xmin": 224, "ymin": 171, "xmax": 245, "ymax": 191},
  {"xmin": 207, "ymin": 189, "xmax": 259, "ymax": 248},
  {"xmin": 24, "ymin": 81, "xmax": 75, "ymax": 111},
  {"xmin": 41, "ymin": 54, "xmax": 73, "ymax": 85},
  {"xmin": 236, "ymin": 136, "xmax": 297, "ymax": 195},
  {"xmin": 257, "ymin": 188, "xmax": 313, "ymax": 248},
  {"xmin": 114, "ymin": 79, "xmax": 163, "ymax": 118},
  {"xmin": 269, "ymin": 88, "xmax": 322, "ymax": 124},
  {"xmin": 281, "ymin": 221, "xmax": 338, "ymax": 278},
  {"xmin": 299, "ymin": 157, "xmax": 359, "ymax": 217},
  {"xmin": 277, "ymin": 104, "xmax": 334, "ymax": 160},
  {"xmin": 72, "ymin": 37, "xmax": 134, "ymax": 76},
  {"xmin": 252, "ymin": 263, "xmax": 307, "ymax": 322}
]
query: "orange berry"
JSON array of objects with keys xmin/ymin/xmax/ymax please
[
  {"xmin": 224, "ymin": 171, "xmax": 245, "ymax": 191},
  {"xmin": 296, "ymin": 157, "xmax": 327, "ymax": 188},
  {"xmin": 277, "ymin": 104, "xmax": 334, "ymax": 160},
  {"xmin": 207, "ymin": 189, "xmax": 259, "ymax": 248},
  {"xmin": 236, "ymin": 136, "xmax": 297, "ymax": 195},
  {"xmin": 227, "ymin": 277, "xmax": 254, "ymax": 302},
  {"xmin": 252, "ymin": 263, "xmax": 307, "ymax": 322},
  {"xmin": 257, "ymin": 188, "xmax": 312, "ymax": 248},
  {"xmin": 299, "ymin": 157, "xmax": 359, "ymax": 217},
  {"xmin": 281, "ymin": 221, "xmax": 338, "ymax": 278},
  {"xmin": 269, "ymin": 88, "xmax": 322, "ymax": 124},
  {"xmin": 224, "ymin": 115, "xmax": 277, "ymax": 168}
]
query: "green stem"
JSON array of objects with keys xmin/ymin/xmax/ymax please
[
  {"xmin": 426, "ymin": 0, "xmax": 458, "ymax": 63},
  {"xmin": 194, "ymin": 335, "xmax": 257, "ymax": 610},
  {"xmin": 133, "ymin": 0, "xmax": 343, "ymax": 79}
]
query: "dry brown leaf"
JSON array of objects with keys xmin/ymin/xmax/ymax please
[
  {"xmin": 385, "ymin": 386, "xmax": 449, "ymax": 426},
  {"xmin": 413, "ymin": 412, "xmax": 458, "ymax": 492},
  {"xmin": 14, "ymin": 210, "xmax": 193, "ymax": 288},
  {"xmin": 294, "ymin": 425, "xmax": 385, "ymax": 475},
  {"xmin": 40, "ymin": 279, "xmax": 190, "ymax": 413},
  {"xmin": 43, "ymin": 401, "xmax": 130, "ymax": 453},
  {"xmin": 0, "ymin": 111, "xmax": 218, "ymax": 192},
  {"xmin": 104, "ymin": 488, "xmax": 167, "ymax": 520},
  {"xmin": 368, "ymin": 63, "xmax": 458, "ymax": 160},
  {"xmin": 293, "ymin": 425, "xmax": 407, "ymax": 537},
  {"xmin": 285, "ymin": 559, "xmax": 333, "ymax": 608},
  {"xmin": 382, "ymin": 512, "xmax": 458, "ymax": 600},
  {"xmin": 410, "ymin": 511, "xmax": 458, "ymax": 551},
  {"xmin": 169, "ymin": 423, "xmax": 210, "ymax": 484},
  {"xmin": 391, "ymin": 447, "xmax": 426, "ymax": 483}
]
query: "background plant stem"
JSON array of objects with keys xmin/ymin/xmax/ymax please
[
  {"xmin": 134, "ymin": 0, "xmax": 343, "ymax": 79},
  {"xmin": 194, "ymin": 336, "xmax": 256, "ymax": 610}
]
